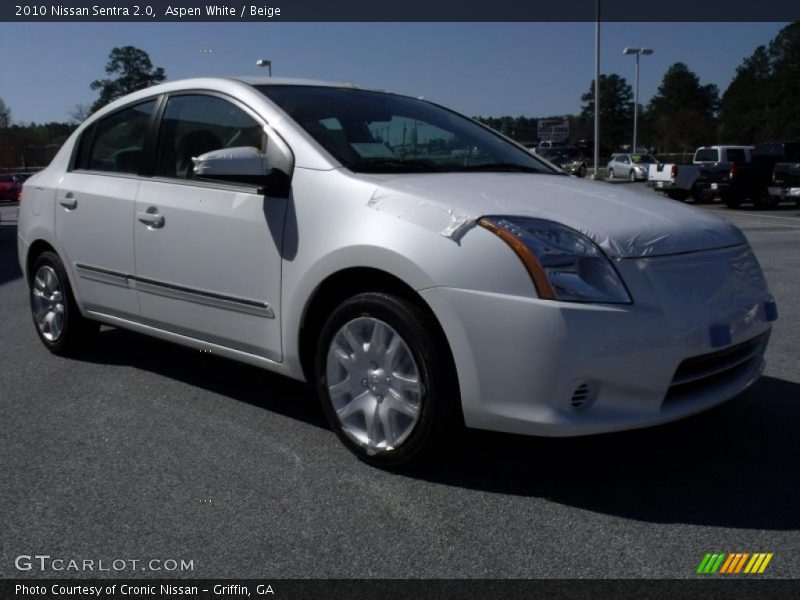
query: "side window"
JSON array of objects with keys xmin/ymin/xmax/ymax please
[
  {"xmin": 156, "ymin": 95, "xmax": 264, "ymax": 181},
  {"xmin": 76, "ymin": 100, "xmax": 156, "ymax": 174}
]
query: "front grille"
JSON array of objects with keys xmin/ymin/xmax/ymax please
[{"xmin": 664, "ymin": 332, "xmax": 769, "ymax": 403}]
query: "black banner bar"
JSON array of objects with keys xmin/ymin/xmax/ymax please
[
  {"xmin": 3, "ymin": 579, "xmax": 800, "ymax": 600},
  {"xmin": 2, "ymin": 0, "xmax": 800, "ymax": 22}
]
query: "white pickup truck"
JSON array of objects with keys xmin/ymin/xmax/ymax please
[{"xmin": 647, "ymin": 146, "xmax": 751, "ymax": 202}]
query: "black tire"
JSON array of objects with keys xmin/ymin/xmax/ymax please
[
  {"xmin": 629, "ymin": 170, "xmax": 636, "ymax": 182},
  {"xmin": 754, "ymin": 188, "xmax": 779, "ymax": 209},
  {"xmin": 691, "ymin": 187, "xmax": 713, "ymax": 204},
  {"xmin": 720, "ymin": 193, "xmax": 743, "ymax": 208},
  {"xmin": 315, "ymin": 292, "xmax": 459, "ymax": 468},
  {"xmin": 578, "ymin": 164, "xmax": 587, "ymax": 178},
  {"xmin": 608, "ymin": 168, "xmax": 614, "ymax": 180},
  {"xmin": 667, "ymin": 190, "xmax": 689, "ymax": 202},
  {"xmin": 29, "ymin": 251, "xmax": 99, "ymax": 355}
]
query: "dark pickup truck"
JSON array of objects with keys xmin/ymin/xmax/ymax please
[{"xmin": 721, "ymin": 141, "xmax": 800, "ymax": 208}]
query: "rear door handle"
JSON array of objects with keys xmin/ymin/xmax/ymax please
[
  {"xmin": 59, "ymin": 192, "xmax": 77, "ymax": 209},
  {"xmin": 137, "ymin": 207, "xmax": 165, "ymax": 229}
]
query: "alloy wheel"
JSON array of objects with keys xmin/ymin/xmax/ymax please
[
  {"xmin": 325, "ymin": 317, "xmax": 423, "ymax": 455},
  {"xmin": 32, "ymin": 265, "xmax": 65, "ymax": 342}
]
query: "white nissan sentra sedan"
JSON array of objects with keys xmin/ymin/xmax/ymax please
[{"xmin": 18, "ymin": 77, "xmax": 777, "ymax": 466}]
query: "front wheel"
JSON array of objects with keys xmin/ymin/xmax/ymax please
[
  {"xmin": 315, "ymin": 292, "xmax": 458, "ymax": 468},
  {"xmin": 29, "ymin": 251, "xmax": 99, "ymax": 355},
  {"xmin": 577, "ymin": 164, "xmax": 587, "ymax": 178},
  {"xmin": 608, "ymin": 168, "xmax": 615, "ymax": 180},
  {"xmin": 629, "ymin": 170, "xmax": 636, "ymax": 182}
]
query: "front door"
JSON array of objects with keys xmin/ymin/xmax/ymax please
[{"xmin": 133, "ymin": 93, "xmax": 286, "ymax": 361}]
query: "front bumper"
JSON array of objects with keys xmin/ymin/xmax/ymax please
[{"xmin": 420, "ymin": 244, "xmax": 774, "ymax": 437}]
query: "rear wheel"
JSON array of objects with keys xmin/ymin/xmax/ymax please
[
  {"xmin": 578, "ymin": 164, "xmax": 587, "ymax": 178},
  {"xmin": 720, "ymin": 192, "xmax": 743, "ymax": 208},
  {"xmin": 667, "ymin": 190, "xmax": 689, "ymax": 202},
  {"xmin": 29, "ymin": 251, "xmax": 99, "ymax": 355},
  {"xmin": 691, "ymin": 187, "xmax": 713, "ymax": 204},
  {"xmin": 753, "ymin": 188, "xmax": 778, "ymax": 209},
  {"xmin": 315, "ymin": 292, "xmax": 458, "ymax": 468}
]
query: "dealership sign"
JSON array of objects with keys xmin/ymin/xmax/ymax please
[{"xmin": 537, "ymin": 118, "xmax": 569, "ymax": 142}]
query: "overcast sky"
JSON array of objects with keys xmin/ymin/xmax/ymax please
[{"xmin": 0, "ymin": 21, "xmax": 788, "ymax": 123}]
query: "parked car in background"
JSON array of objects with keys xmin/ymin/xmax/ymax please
[
  {"xmin": 607, "ymin": 153, "xmax": 657, "ymax": 181},
  {"xmin": 0, "ymin": 174, "xmax": 23, "ymax": 201},
  {"xmin": 768, "ymin": 143, "xmax": 800, "ymax": 206},
  {"xmin": 720, "ymin": 141, "xmax": 800, "ymax": 208},
  {"xmin": 538, "ymin": 140, "xmax": 566, "ymax": 149},
  {"xmin": 536, "ymin": 146, "xmax": 587, "ymax": 177},
  {"xmin": 18, "ymin": 77, "xmax": 776, "ymax": 467},
  {"xmin": 648, "ymin": 145, "xmax": 751, "ymax": 203}
]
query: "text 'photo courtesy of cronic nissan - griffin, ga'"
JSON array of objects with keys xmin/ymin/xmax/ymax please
[{"xmin": 18, "ymin": 76, "xmax": 777, "ymax": 467}]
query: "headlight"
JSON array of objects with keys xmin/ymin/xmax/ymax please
[{"xmin": 479, "ymin": 216, "xmax": 632, "ymax": 304}]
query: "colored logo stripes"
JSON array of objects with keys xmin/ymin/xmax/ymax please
[{"xmin": 696, "ymin": 552, "xmax": 773, "ymax": 574}]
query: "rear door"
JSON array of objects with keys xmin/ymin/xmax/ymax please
[
  {"xmin": 55, "ymin": 99, "xmax": 157, "ymax": 318},
  {"xmin": 133, "ymin": 93, "xmax": 286, "ymax": 361}
]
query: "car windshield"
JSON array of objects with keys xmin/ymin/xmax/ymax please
[
  {"xmin": 630, "ymin": 154, "xmax": 656, "ymax": 164},
  {"xmin": 257, "ymin": 85, "xmax": 557, "ymax": 174},
  {"xmin": 0, "ymin": 175, "xmax": 15, "ymax": 182}
]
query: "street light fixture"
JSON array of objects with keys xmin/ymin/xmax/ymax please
[
  {"xmin": 592, "ymin": 0, "xmax": 601, "ymax": 180},
  {"xmin": 256, "ymin": 58, "xmax": 272, "ymax": 76},
  {"xmin": 623, "ymin": 47, "xmax": 653, "ymax": 154}
]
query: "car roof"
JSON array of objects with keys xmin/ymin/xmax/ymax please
[{"xmin": 228, "ymin": 76, "xmax": 359, "ymax": 89}]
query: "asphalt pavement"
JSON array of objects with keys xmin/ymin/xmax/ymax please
[{"xmin": 1, "ymin": 189, "xmax": 798, "ymax": 579}]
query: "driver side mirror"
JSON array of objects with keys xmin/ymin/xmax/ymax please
[{"xmin": 192, "ymin": 140, "xmax": 293, "ymax": 197}]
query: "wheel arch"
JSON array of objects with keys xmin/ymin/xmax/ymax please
[
  {"xmin": 296, "ymin": 267, "xmax": 459, "ymax": 399},
  {"xmin": 26, "ymin": 239, "xmax": 58, "ymax": 283}
]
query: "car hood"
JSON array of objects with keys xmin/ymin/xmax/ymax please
[{"xmin": 358, "ymin": 172, "xmax": 746, "ymax": 258}]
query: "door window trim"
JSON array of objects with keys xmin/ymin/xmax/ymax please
[
  {"xmin": 66, "ymin": 89, "xmax": 293, "ymax": 195},
  {"xmin": 68, "ymin": 95, "xmax": 163, "ymax": 176}
]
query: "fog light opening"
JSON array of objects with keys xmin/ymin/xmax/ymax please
[{"xmin": 569, "ymin": 382, "xmax": 595, "ymax": 411}]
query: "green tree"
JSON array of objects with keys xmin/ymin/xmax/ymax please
[
  {"xmin": 0, "ymin": 98, "xmax": 10, "ymax": 128},
  {"xmin": 646, "ymin": 63, "xmax": 719, "ymax": 152},
  {"xmin": 580, "ymin": 74, "xmax": 634, "ymax": 152},
  {"xmin": 90, "ymin": 46, "xmax": 166, "ymax": 113},
  {"xmin": 719, "ymin": 46, "xmax": 771, "ymax": 143},
  {"xmin": 766, "ymin": 22, "xmax": 800, "ymax": 139}
]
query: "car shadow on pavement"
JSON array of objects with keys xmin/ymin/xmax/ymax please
[
  {"xmin": 406, "ymin": 374, "xmax": 800, "ymax": 530},
  {"xmin": 78, "ymin": 325, "xmax": 800, "ymax": 530},
  {"xmin": 81, "ymin": 327, "xmax": 329, "ymax": 430}
]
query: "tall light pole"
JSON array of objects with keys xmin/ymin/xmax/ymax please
[
  {"xmin": 623, "ymin": 47, "xmax": 653, "ymax": 153},
  {"xmin": 256, "ymin": 58, "xmax": 272, "ymax": 76},
  {"xmin": 592, "ymin": 0, "xmax": 601, "ymax": 179}
]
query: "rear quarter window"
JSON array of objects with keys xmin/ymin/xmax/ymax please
[{"xmin": 74, "ymin": 100, "xmax": 156, "ymax": 174}]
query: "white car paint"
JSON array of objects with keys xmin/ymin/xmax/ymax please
[{"xmin": 18, "ymin": 77, "xmax": 775, "ymax": 446}]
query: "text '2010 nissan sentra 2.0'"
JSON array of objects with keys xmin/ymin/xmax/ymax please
[{"xmin": 17, "ymin": 77, "xmax": 777, "ymax": 467}]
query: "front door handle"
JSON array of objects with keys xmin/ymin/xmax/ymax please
[
  {"xmin": 137, "ymin": 207, "xmax": 165, "ymax": 229},
  {"xmin": 59, "ymin": 192, "xmax": 77, "ymax": 210}
]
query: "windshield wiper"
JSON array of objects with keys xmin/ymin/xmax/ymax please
[
  {"xmin": 351, "ymin": 159, "xmax": 446, "ymax": 173},
  {"xmin": 457, "ymin": 163, "xmax": 542, "ymax": 173}
]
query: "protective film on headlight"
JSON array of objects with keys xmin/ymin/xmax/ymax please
[{"xmin": 482, "ymin": 217, "xmax": 632, "ymax": 304}]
